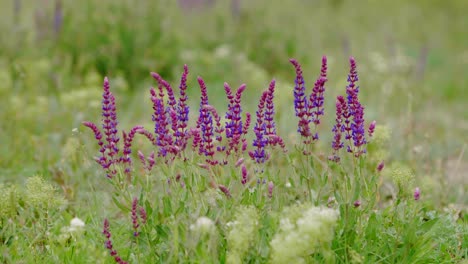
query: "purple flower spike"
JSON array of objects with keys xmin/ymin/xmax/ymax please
[
  {"xmin": 345, "ymin": 57, "xmax": 367, "ymax": 157},
  {"xmin": 218, "ymin": 184, "xmax": 231, "ymax": 198},
  {"xmin": 241, "ymin": 164, "xmax": 248, "ymax": 185},
  {"xmin": 121, "ymin": 125, "xmax": 144, "ymax": 177},
  {"xmin": 176, "ymin": 65, "xmax": 190, "ymax": 151},
  {"xmin": 102, "ymin": 77, "xmax": 120, "ymax": 173},
  {"xmin": 196, "ymin": 77, "xmax": 216, "ymax": 165},
  {"xmin": 151, "ymin": 72, "xmax": 177, "ymax": 109},
  {"xmin": 249, "ymin": 91, "xmax": 268, "ymax": 164},
  {"xmin": 202, "ymin": 104, "xmax": 225, "ymax": 142},
  {"xmin": 289, "ymin": 59, "xmax": 311, "ymax": 139},
  {"xmin": 131, "ymin": 197, "xmax": 140, "ymax": 237},
  {"xmin": 139, "ymin": 207, "xmax": 147, "ymax": 225},
  {"xmin": 151, "ymin": 89, "xmax": 171, "ymax": 157},
  {"xmin": 329, "ymin": 96, "xmax": 346, "ymax": 162},
  {"xmin": 308, "ymin": 56, "xmax": 328, "ymax": 139},
  {"xmin": 225, "ymin": 83, "xmax": 247, "ymax": 157},
  {"xmin": 368, "ymin": 120, "xmax": 376, "ymax": 138},
  {"xmin": 103, "ymin": 219, "xmax": 128, "ymax": 264},
  {"xmin": 83, "ymin": 77, "xmax": 124, "ymax": 178},
  {"xmin": 320, "ymin": 55, "xmax": 328, "ymax": 78},
  {"xmin": 137, "ymin": 150, "xmax": 146, "ymax": 168},
  {"xmin": 309, "ymin": 76, "xmax": 327, "ymax": 129},
  {"xmin": 264, "ymin": 79, "xmax": 277, "ymax": 137}
]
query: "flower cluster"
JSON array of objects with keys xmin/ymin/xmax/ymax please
[
  {"xmin": 224, "ymin": 83, "xmax": 250, "ymax": 157},
  {"xmin": 84, "ymin": 57, "xmax": 375, "ymax": 175},
  {"xmin": 249, "ymin": 80, "xmax": 285, "ymax": 164},
  {"xmin": 290, "ymin": 56, "xmax": 328, "ymax": 146},
  {"xmin": 329, "ymin": 57, "xmax": 376, "ymax": 160},
  {"xmin": 270, "ymin": 204, "xmax": 339, "ymax": 264},
  {"xmin": 83, "ymin": 77, "xmax": 145, "ymax": 178},
  {"xmin": 148, "ymin": 66, "xmax": 191, "ymax": 159},
  {"xmin": 131, "ymin": 197, "xmax": 147, "ymax": 237},
  {"xmin": 226, "ymin": 206, "xmax": 259, "ymax": 263},
  {"xmin": 81, "ymin": 56, "xmax": 380, "ymax": 264}
]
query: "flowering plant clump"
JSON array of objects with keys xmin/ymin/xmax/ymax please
[
  {"xmin": 79, "ymin": 56, "xmax": 462, "ymax": 264},
  {"xmin": 270, "ymin": 204, "xmax": 339, "ymax": 264}
]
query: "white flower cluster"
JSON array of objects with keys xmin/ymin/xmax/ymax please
[
  {"xmin": 270, "ymin": 205, "xmax": 339, "ymax": 264},
  {"xmin": 226, "ymin": 206, "xmax": 259, "ymax": 264},
  {"xmin": 190, "ymin": 216, "xmax": 215, "ymax": 234}
]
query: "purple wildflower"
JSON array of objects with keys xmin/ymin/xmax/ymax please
[
  {"xmin": 82, "ymin": 77, "xmax": 122, "ymax": 178},
  {"xmin": 414, "ymin": 187, "xmax": 421, "ymax": 201},
  {"xmin": 249, "ymin": 90, "xmax": 269, "ymax": 163},
  {"xmin": 320, "ymin": 55, "xmax": 328, "ymax": 78},
  {"xmin": 151, "ymin": 72, "xmax": 177, "ymax": 109},
  {"xmin": 202, "ymin": 105, "xmax": 226, "ymax": 159},
  {"xmin": 241, "ymin": 164, "xmax": 248, "ymax": 185},
  {"xmin": 225, "ymin": 83, "xmax": 247, "ymax": 157},
  {"xmin": 241, "ymin": 112, "xmax": 252, "ymax": 153},
  {"xmin": 368, "ymin": 120, "xmax": 376, "ymax": 138},
  {"xmin": 131, "ymin": 197, "xmax": 140, "ymax": 237},
  {"xmin": 136, "ymin": 128, "xmax": 157, "ymax": 146},
  {"xmin": 353, "ymin": 200, "xmax": 361, "ymax": 208},
  {"xmin": 203, "ymin": 105, "xmax": 225, "ymax": 142},
  {"xmin": 121, "ymin": 125, "xmax": 143, "ymax": 177},
  {"xmin": 329, "ymin": 96, "xmax": 346, "ymax": 162},
  {"xmin": 218, "ymin": 184, "xmax": 231, "ymax": 198},
  {"xmin": 150, "ymin": 89, "xmax": 172, "ymax": 157},
  {"xmin": 235, "ymin": 158, "xmax": 244, "ymax": 167},
  {"xmin": 268, "ymin": 181, "xmax": 274, "ymax": 198},
  {"xmin": 190, "ymin": 128, "xmax": 202, "ymax": 151},
  {"xmin": 137, "ymin": 150, "xmax": 146, "ymax": 168},
  {"xmin": 290, "ymin": 57, "xmax": 328, "ymax": 144},
  {"xmin": 176, "ymin": 65, "xmax": 190, "ymax": 150},
  {"xmin": 139, "ymin": 207, "xmax": 147, "ymax": 225},
  {"xmin": 102, "ymin": 77, "xmax": 120, "ymax": 173},
  {"xmin": 224, "ymin": 82, "xmax": 235, "ymax": 138},
  {"xmin": 147, "ymin": 151, "xmax": 155, "ymax": 171},
  {"xmin": 309, "ymin": 56, "xmax": 328, "ymax": 136},
  {"xmin": 309, "ymin": 76, "xmax": 327, "ymax": 127},
  {"xmin": 289, "ymin": 59, "xmax": 311, "ymax": 139},
  {"xmin": 346, "ymin": 57, "xmax": 367, "ymax": 157},
  {"xmin": 103, "ymin": 219, "xmax": 128, "ymax": 264},
  {"xmin": 264, "ymin": 80, "xmax": 277, "ymax": 141},
  {"xmin": 196, "ymin": 77, "xmax": 217, "ymax": 165},
  {"xmin": 377, "ymin": 161, "xmax": 385, "ymax": 172}
]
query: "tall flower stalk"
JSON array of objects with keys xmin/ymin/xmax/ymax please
[
  {"xmin": 330, "ymin": 57, "xmax": 374, "ymax": 161},
  {"xmin": 83, "ymin": 77, "xmax": 144, "ymax": 179},
  {"xmin": 290, "ymin": 56, "xmax": 328, "ymax": 150}
]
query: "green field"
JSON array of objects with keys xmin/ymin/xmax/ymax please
[{"xmin": 0, "ymin": 0, "xmax": 466, "ymax": 263}]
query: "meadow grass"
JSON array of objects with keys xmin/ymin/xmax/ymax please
[{"xmin": 0, "ymin": 0, "xmax": 467, "ymax": 263}]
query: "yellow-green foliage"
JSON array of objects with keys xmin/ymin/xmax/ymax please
[
  {"xmin": 226, "ymin": 206, "xmax": 259, "ymax": 264},
  {"xmin": 25, "ymin": 175, "xmax": 66, "ymax": 212},
  {"xmin": 61, "ymin": 137, "xmax": 81, "ymax": 163},
  {"xmin": 0, "ymin": 184, "xmax": 20, "ymax": 219},
  {"xmin": 387, "ymin": 163, "xmax": 415, "ymax": 196},
  {"xmin": 368, "ymin": 125, "xmax": 391, "ymax": 166},
  {"xmin": 270, "ymin": 204, "xmax": 339, "ymax": 264}
]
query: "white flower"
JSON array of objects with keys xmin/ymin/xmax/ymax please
[
  {"xmin": 68, "ymin": 217, "xmax": 85, "ymax": 232},
  {"xmin": 270, "ymin": 205, "xmax": 339, "ymax": 264},
  {"xmin": 285, "ymin": 182, "xmax": 292, "ymax": 188},
  {"xmin": 190, "ymin": 216, "xmax": 215, "ymax": 233}
]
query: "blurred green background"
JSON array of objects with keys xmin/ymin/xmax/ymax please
[{"xmin": 0, "ymin": 0, "xmax": 466, "ymax": 203}]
